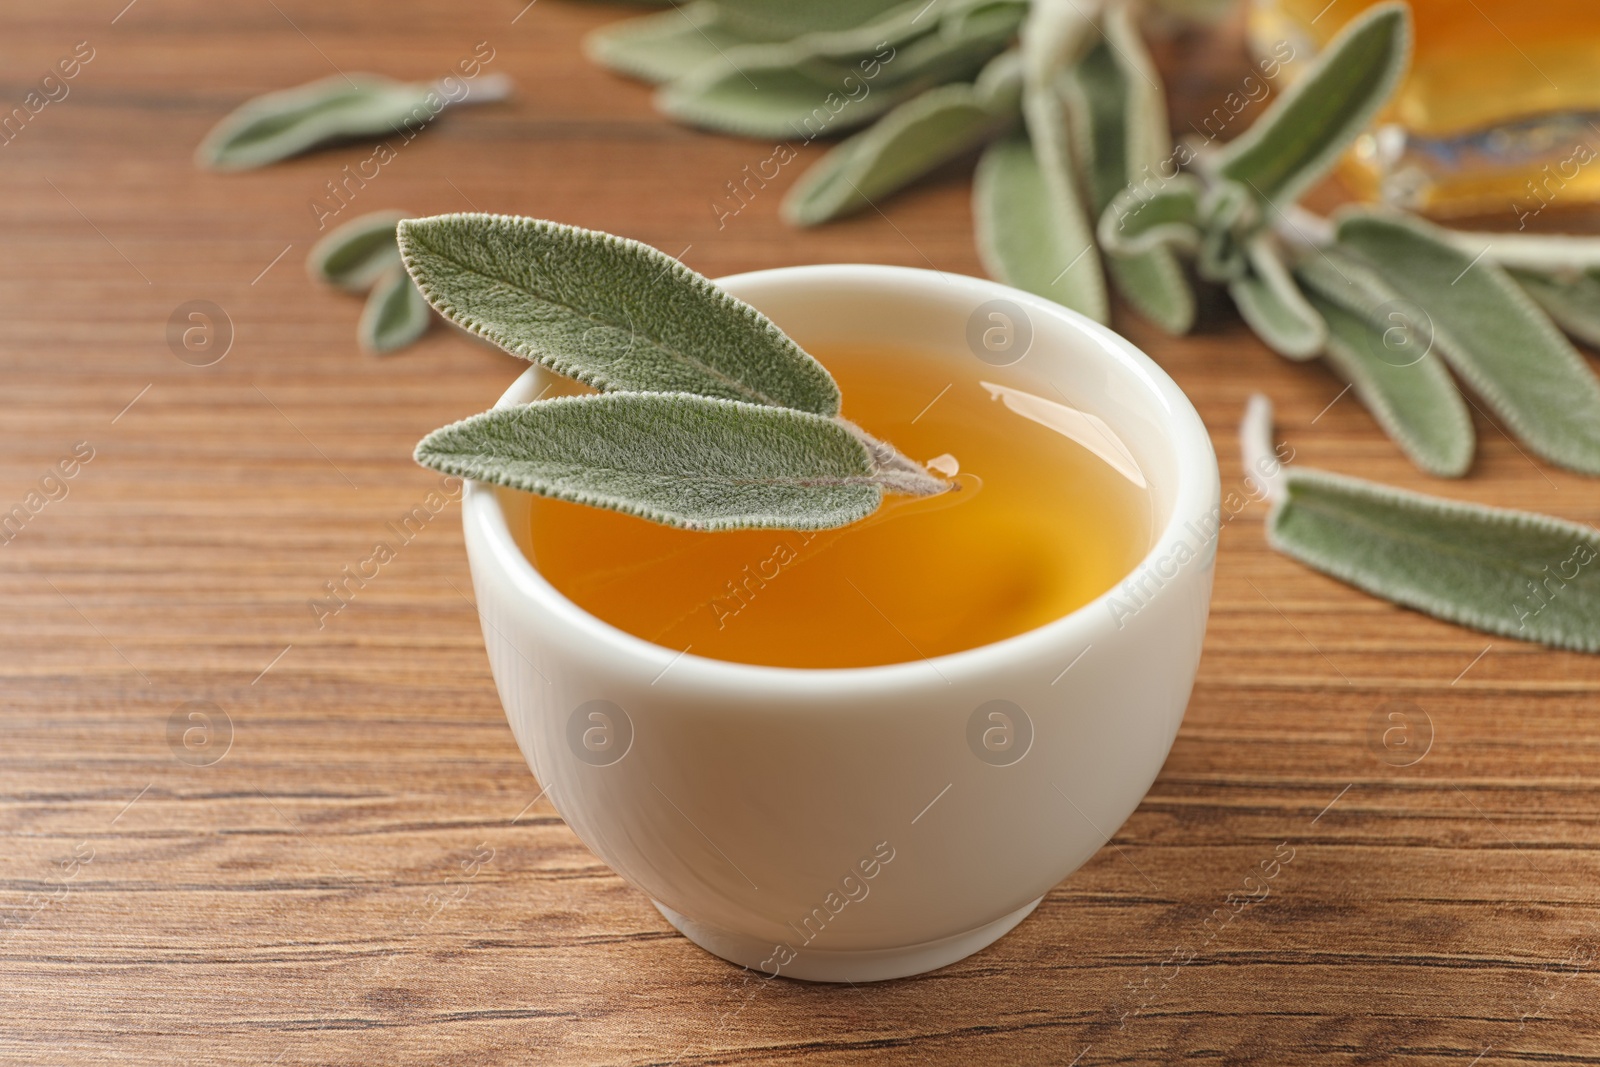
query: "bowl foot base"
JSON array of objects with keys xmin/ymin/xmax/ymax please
[{"xmin": 651, "ymin": 896, "xmax": 1042, "ymax": 983}]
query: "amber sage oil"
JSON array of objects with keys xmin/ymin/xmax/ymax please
[{"xmin": 520, "ymin": 344, "xmax": 1154, "ymax": 669}]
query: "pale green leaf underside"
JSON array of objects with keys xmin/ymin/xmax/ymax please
[
  {"xmin": 1336, "ymin": 209, "xmax": 1600, "ymax": 475},
  {"xmin": 1108, "ymin": 249, "xmax": 1194, "ymax": 335},
  {"xmin": 1071, "ymin": 6, "xmax": 1194, "ymax": 335},
  {"xmin": 1098, "ymin": 178, "xmax": 1201, "ymax": 257},
  {"xmin": 584, "ymin": 2, "xmax": 757, "ymax": 85},
  {"xmin": 1229, "ymin": 236, "xmax": 1324, "ymax": 359},
  {"xmin": 307, "ymin": 210, "xmax": 407, "ymax": 292},
  {"xmin": 1269, "ymin": 468, "xmax": 1600, "ymax": 654},
  {"xmin": 656, "ymin": 4, "xmax": 1018, "ymax": 140},
  {"xmin": 196, "ymin": 74, "xmax": 435, "ymax": 171},
  {"xmin": 416, "ymin": 393, "xmax": 882, "ymax": 531},
  {"xmin": 1444, "ymin": 230, "xmax": 1600, "ymax": 274},
  {"xmin": 1071, "ymin": 42, "xmax": 1133, "ymax": 219},
  {"xmin": 709, "ymin": 0, "xmax": 909, "ymax": 40},
  {"xmin": 1306, "ymin": 291, "xmax": 1474, "ymax": 477},
  {"xmin": 656, "ymin": 51, "xmax": 922, "ymax": 139},
  {"xmin": 398, "ymin": 214, "xmax": 841, "ymax": 415},
  {"xmin": 360, "ymin": 266, "xmax": 430, "ymax": 353},
  {"xmin": 1215, "ymin": 2, "xmax": 1410, "ymax": 206},
  {"xmin": 1295, "ymin": 249, "xmax": 1473, "ymax": 477},
  {"xmin": 782, "ymin": 80, "xmax": 1014, "ymax": 226},
  {"xmin": 1101, "ymin": 0, "xmax": 1167, "ymax": 175},
  {"xmin": 1023, "ymin": 69, "xmax": 1109, "ymax": 321},
  {"xmin": 1509, "ymin": 267, "xmax": 1600, "ymax": 350},
  {"xmin": 973, "ymin": 134, "xmax": 1107, "ymax": 323}
]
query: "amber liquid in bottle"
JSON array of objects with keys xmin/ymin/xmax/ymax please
[
  {"xmin": 519, "ymin": 344, "xmax": 1154, "ymax": 670},
  {"xmin": 1251, "ymin": 0, "xmax": 1600, "ymax": 215}
]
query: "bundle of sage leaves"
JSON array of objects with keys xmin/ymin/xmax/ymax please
[
  {"xmin": 583, "ymin": 0, "xmax": 1600, "ymax": 651},
  {"xmin": 400, "ymin": 213, "xmax": 948, "ymax": 531},
  {"xmin": 587, "ymin": 0, "xmax": 1600, "ymax": 481}
]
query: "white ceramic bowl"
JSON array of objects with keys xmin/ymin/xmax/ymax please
[{"xmin": 462, "ymin": 265, "xmax": 1219, "ymax": 982}]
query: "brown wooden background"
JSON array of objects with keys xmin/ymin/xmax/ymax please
[{"xmin": 4, "ymin": 2, "xmax": 1599, "ymax": 1063}]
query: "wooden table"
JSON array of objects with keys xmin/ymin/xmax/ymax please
[{"xmin": 5, "ymin": 2, "xmax": 1599, "ymax": 1063}]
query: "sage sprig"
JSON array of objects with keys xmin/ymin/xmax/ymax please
[
  {"xmin": 585, "ymin": 0, "xmax": 1600, "ymax": 483},
  {"xmin": 1243, "ymin": 395, "xmax": 1600, "ymax": 655},
  {"xmin": 405, "ymin": 215, "xmax": 948, "ymax": 530},
  {"xmin": 196, "ymin": 73, "xmax": 512, "ymax": 171},
  {"xmin": 307, "ymin": 210, "xmax": 432, "ymax": 355}
]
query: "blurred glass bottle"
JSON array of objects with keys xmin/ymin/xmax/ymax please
[{"xmin": 1248, "ymin": 0, "xmax": 1600, "ymax": 221}]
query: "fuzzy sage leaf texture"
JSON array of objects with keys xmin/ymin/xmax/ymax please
[
  {"xmin": 1269, "ymin": 469, "xmax": 1600, "ymax": 654},
  {"xmin": 397, "ymin": 214, "xmax": 842, "ymax": 415},
  {"xmin": 584, "ymin": 2, "xmax": 761, "ymax": 86},
  {"xmin": 974, "ymin": 134, "xmax": 1105, "ymax": 322},
  {"xmin": 1335, "ymin": 209, "xmax": 1600, "ymax": 475},
  {"xmin": 1295, "ymin": 250, "xmax": 1474, "ymax": 477},
  {"xmin": 1214, "ymin": 2, "xmax": 1410, "ymax": 207},
  {"xmin": 196, "ymin": 73, "xmax": 509, "ymax": 171},
  {"xmin": 1510, "ymin": 267, "xmax": 1600, "ymax": 349},
  {"xmin": 416, "ymin": 393, "xmax": 909, "ymax": 532},
  {"xmin": 307, "ymin": 210, "xmax": 406, "ymax": 292},
  {"xmin": 360, "ymin": 266, "xmax": 431, "ymax": 354},
  {"xmin": 782, "ymin": 78, "xmax": 1017, "ymax": 226},
  {"xmin": 1242, "ymin": 395, "xmax": 1600, "ymax": 654}
]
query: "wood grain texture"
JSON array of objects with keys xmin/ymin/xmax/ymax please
[{"xmin": 3, "ymin": 3, "xmax": 1600, "ymax": 1064}]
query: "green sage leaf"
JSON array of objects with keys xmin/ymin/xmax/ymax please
[
  {"xmin": 397, "ymin": 214, "xmax": 842, "ymax": 415},
  {"xmin": 1296, "ymin": 249, "xmax": 1474, "ymax": 477},
  {"xmin": 1076, "ymin": 2, "xmax": 1195, "ymax": 335},
  {"xmin": 1336, "ymin": 209, "xmax": 1600, "ymax": 475},
  {"xmin": 1195, "ymin": 179, "xmax": 1259, "ymax": 282},
  {"xmin": 1229, "ymin": 235, "xmax": 1325, "ymax": 359},
  {"xmin": 415, "ymin": 393, "xmax": 886, "ymax": 532},
  {"xmin": 781, "ymin": 78, "xmax": 1016, "ymax": 226},
  {"xmin": 656, "ymin": 47, "xmax": 921, "ymax": 139},
  {"xmin": 656, "ymin": 0, "xmax": 1018, "ymax": 140},
  {"xmin": 584, "ymin": 2, "xmax": 758, "ymax": 85},
  {"xmin": 1145, "ymin": 0, "xmax": 1236, "ymax": 22},
  {"xmin": 1105, "ymin": 252, "xmax": 1194, "ymax": 335},
  {"xmin": 1270, "ymin": 468, "xmax": 1600, "ymax": 654},
  {"xmin": 1442, "ymin": 231, "xmax": 1600, "ymax": 274},
  {"xmin": 1242, "ymin": 394, "xmax": 1600, "ymax": 654},
  {"xmin": 359, "ymin": 265, "xmax": 430, "ymax": 354},
  {"xmin": 974, "ymin": 133, "xmax": 1107, "ymax": 323},
  {"xmin": 973, "ymin": 46, "xmax": 1023, "ymax": 112},
  {"xmin": 708, "ymin": 0, "xmax": 909, "ymax": 39},
  {"xmin": 1098, "ymin": 177, "xmax": 1202, "ymax": 257},
  {"xmin": 1214, "ymin": 2, "xmax": 1410, "ymax": 206},
  {"xmin": 196, "ymin": 73, "xmax": 509, "ymax": 171},
  {"xmin": 1509, "ymin": 267, "xmax": 1600, "ymax": 349},
  {"xmin": 307, "ymin": 210, "xmax": 406, "ymax": 292},
  {"xmin": 1006, "ymin": 12, "xmax": 1110, "ymax": 324}
]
